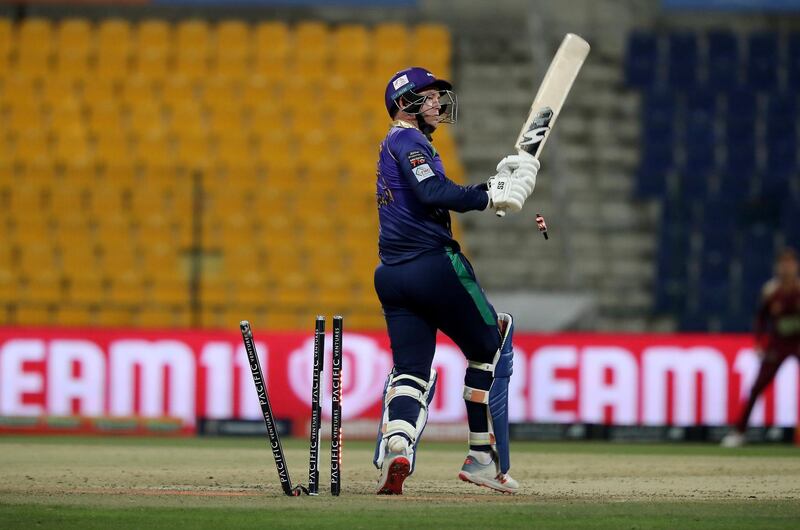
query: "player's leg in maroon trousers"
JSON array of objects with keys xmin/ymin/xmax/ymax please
[{"xmin": 735, "ymin": 352, "xmax": 787, "ymax": 433}]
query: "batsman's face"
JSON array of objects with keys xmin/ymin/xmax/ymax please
[{"xmin": 419, "ymin": 89, "xmax": 443, "ymax": 127}]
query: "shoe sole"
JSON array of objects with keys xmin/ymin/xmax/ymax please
[
  {"xmin": 377, "ymin": 456, "xmax": 410, "ymax": 495},
  {"xmin": 458, "ymin": 471, "xmax": 517, "ymax": 494}
]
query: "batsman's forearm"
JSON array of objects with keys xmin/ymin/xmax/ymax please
[{"xmin": 414, "ymin": 178, "xmax": 490, "ymax": 212}]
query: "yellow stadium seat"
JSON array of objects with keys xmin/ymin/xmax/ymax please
[
  {"xmin": 55, "ymin": 18, "xmax": 91, "ymax": 76},
  {"xmin": 175, "ymin": 20, "xmax": 209, "ymax": 78},
  {"xmin": 137, "ymin": 19, "xmax": 171, "ymax": 52},
  {"xmin": 86, "ymin": 189, "xmax": 127, "ymax": 219},
  {"xmin": 7, "ymin": 102, "xmax": 44, "ymax": 135},
  {"xmin": 82, "ymin": 79, "xmax": 118, "ymax": 105},
  {"xmin": 17, "ymin": 18, "xmax": 53, "ymax": 50},
  {"xmin": 0, "ymin": 75, "xmax": 36, "ymax": 107},
  {"xmin": 41, "ymin": 77, "xmax": 80, "ymax": 106},
  {"xmin": 56, "ymin": 305, "xmax": 92, "ymax": 327},
  {"xmin": 175, "ymin": 134, "xmax": 212, "ymax": 170},
  {"xmin": 128, "ymin": 105, "xmax": 166, "ymax": 139},
  {"xmin": 47, "ymin": 187, "xmax": 84, "ymax": 215},
  {"xmin": 203, "ymin": 75, "xmax": 239, "ymax": 101},
  {"xmin": 25, "ymin": 273, "xmax": 64, "ymax": 305},
  {"xmin": 374, "ymin": 23, "xmax": 409, "ymax": 52},
  {"xmin": 168, "ymin": 103, "xmax": 206, "ymax": 135},
  {"xmin": 53, "ymin": 131, "xmax": 92, "ymax": 166},
  {"xmin": 142, "ymin": 245, "xmax": 180, "ymax": 276},
  {"xmin": 108, "ymin": 272, "xmax": 146, "ymax": 306},
  {"xmin": 16, "ymin": 245, "xmax": 56, "ymax": 272},
  {"xmin": 254, "ymin": 21, "xmax": 289, "ymax": 61},
  {"xmin": 97, "ymin": 18, "xmax": 131, "ymax": 50},
  {"xmin": 161, "ymin": 76, "xmax": 195, "ymax": 105},
  {"xmin": 332, "ymin": 24, "xmax": 370, "ymax": 66},
  {"xmin": 411, "ymin": 24, "xmax": 451, "ymax": 77},
  {"xmin": 8, "ymin": 184, "xmax": 47, "ymax": 215},
  {"xmin": 119, "ymin": 75, "xmax": 156, "ymax": 106},
  {"xmin": 96, "ymin": 20, "xmax": 131, "ymax": 80},
  {"xmin": 65, "ymin": 276, "xmax": 105, "ymax": 305},
  {"xmin": 60, "ymin": 247, "xmax": 98, "ymax": 277},
  {"xmin": 0, "ymin": 18, "xmax": 11, "ymax": 71},
  {"xmin": 214, "ymin": 21, "xmax": 250, "ymax": 79},
  {"xmin": 15, "ymin": 305, "xmax": 55, "ymax": 327},
  {"xmin": 96, "ymin": 306, "xmax": 136, "ymax": 327},
  {"xmin": 147, "ymin": 277, "xmax": 189, "ymax": 306},
  {"xmin": 294, "ymin": 21, "xmax": 329, "ymax": 59},
  {"xmin": 96, "ymin": 47, "xmax": 130, "ymax": 81},
  {"xmin": 176, "ymin": 19, "xmax": 209, "ymax": 50},
  {"xmin": 137, "ymin": 306, "xmax": 190, "ymax": 329}
]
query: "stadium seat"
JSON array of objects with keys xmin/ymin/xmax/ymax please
[
  {"xmin": 706, "ymin": 30, "xmax": 739, "ymax": 89},
  {"xmin": 746, "ymin": 32, "xmax": 779, "ymax": 90},
  {"xmin": 667, "ymin": 32, "xmax": 698, "ymax": 89},
  {"xmin": 625, "ymin": 31, "xmax": 659, "ymax": 88}
]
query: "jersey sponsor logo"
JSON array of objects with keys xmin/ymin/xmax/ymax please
[
  {"xmin": 413, "ymin": 163, "xmax": 435, "ymax": 181},
  {"xmin": 407, "ymin": 150, "xmax": 427, "ymax": 168},
  {"xmin": 392, "ymin": 74, "xmax": 410, "ymax": 90}
]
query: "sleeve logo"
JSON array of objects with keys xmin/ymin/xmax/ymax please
[{"xmin": 412, "ymin": 163, "xmax": 435, "ymax": 181}]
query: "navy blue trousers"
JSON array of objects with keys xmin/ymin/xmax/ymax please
[{"xmin": 374, "ymin": 248, "xmax": 501, "ymax": 448}]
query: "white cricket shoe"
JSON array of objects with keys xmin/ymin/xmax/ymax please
[
  {"xmin": 720, "ymin": 431, "xmax": 746, "ymax": 448},
  {"xmin": 376, "ymin": 436, "xmax": 411, "ymax": 495},
  {"xmin": 458, "ymin": 452, "xmax": 519, "ymax": 494}
]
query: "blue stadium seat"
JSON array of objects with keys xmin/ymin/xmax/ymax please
[
  {"xmin": 640, "ymin": 141, "xmax": 674, "ymax": 176},
  {"xmin": 678, "ymin": 168, "xmax": 712, "ymax": 200},
  {"xmin": 747, "ymin": 32, "xmax": 779, "ymax": 90},
  {"xmin": 668, "ymin": 32, "xmax": 698, "ymax": 89},
  {"xmin": 780, "ymin": 198, "xmax": 800, "ymax": 243},
  {"xmin": 723, "ymin": 133, "xmax": 756, "ymax": 177},
  {"xmin": 788, "ymin": 32, "xmax": 800, "ymax": 87},
  {"xmin": 738, "ymin": 279, "xmax": 764, "ymax": 314},
  {"xmin": 643, "ymin": 89, "xmax": 675, "ymax": 128},
  {"xmin": 678, "ymin": 307, "xmax": 711, "ymax": 332},
  {"xmin": 625, "ymin": 31, "xmax": 660, "ymax": 88},
  {"xmin": 635, "ymin": 166, "xmax": 670, "ymax": 198},
  {"xmin": 707, "ymin": 30, "xmax": 740, "ymax": 89},
  {"xmin": 685, "ymin": 89, "xmax": 717, "ymax": 124},
  {"xmin": 720, "ymin": 309, "xmax": 752, "ymax": 332},
  {"xmin": 716, "ymin": 171, "xmax": 752, "ymax": 204},
  {"xmin": 724, "ymin": 88, "xmax": 756, "ymax": 124},
  {"xmin": 654, "ymin": 226, "xmax": 690, "ymax": 313},
  {"xmin": 702, "ymin": 198, "xmax": 735, "ymax": 226},
  {"xmin": 696, "ymin": 279, "xmax": 732, "ymax": 314},
  {"xmin": 767, "ymin": 91, "xmax": 797, "ymax": 120},
  {"xmin": 740, "ymin": 225, "xmax": 776, "ymax": 281}
]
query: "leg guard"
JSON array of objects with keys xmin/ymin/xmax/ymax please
[
  {"xmin": 463, "ymin": 312, "xmax": 513, "ymax": 474},
  {"xmin": 373, "ymin": 369, "xmax": 437, "ymax": 474}
]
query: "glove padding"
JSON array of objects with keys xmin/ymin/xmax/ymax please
[
  {"xmin": 496, "ymin": 152, "xmax": 539, "ymax": 197},
  {"xmin": 489, "ymin": 152, "xmax": 540, "ymax": 215}
]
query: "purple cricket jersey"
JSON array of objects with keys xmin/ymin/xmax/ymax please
[{"xmin": 375, "ymin": 121, "xmax": 489, "ymax": 265}]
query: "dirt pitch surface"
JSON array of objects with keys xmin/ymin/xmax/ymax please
[{"xmin": 0, "ymin": 436, "xmax": 798, "ymax": 528}]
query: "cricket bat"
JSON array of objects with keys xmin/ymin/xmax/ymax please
[{"xmin": 496, "ymin": 33, "xmax": 590, "ymax": 231}]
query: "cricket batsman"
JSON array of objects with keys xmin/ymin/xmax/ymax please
[
  {"xmin": 372, "ymin": 67, "xmax": 538, "ymax": 494},
  {"xmin": 721, "ymin": 248, "xmax": 800, "ymax": 447}
]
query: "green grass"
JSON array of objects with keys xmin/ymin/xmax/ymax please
[
  {"xmin": 0, "ymin": 435, "xmax": 797, "ymax": 529},
  {"xmin": 1, "ymin": 500, "xmax": 798, "ymax": 529},
  {"xmin": 1, "ymin": 434, "xmax": 797, "ymax": 457}
]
